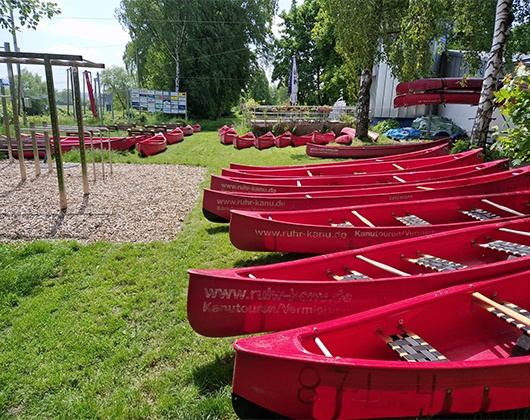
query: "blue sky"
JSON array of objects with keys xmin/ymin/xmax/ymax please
[{"xmin": 0, "ymin": 0, "xmax": 292, "ymax": 90}]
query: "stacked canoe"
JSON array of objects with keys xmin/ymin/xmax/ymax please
[{"xmin": 187, "ymin": 139, "xmax": 530, "ymax": 419}]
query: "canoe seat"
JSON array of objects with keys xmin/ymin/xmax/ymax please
[
  {"xmin": 461, "ymin": 208, "xmax": 500, "ymax": 221},
  {"xmin": 407, "ymin": 254, "xmax": 467, "ymax": 272},
  {"xmin": 329, "ymin": 218, "xmax": 353, "ymax": 227},
  {"xmin": 378, "ymin": 326, "xmax": 449, "ymax": 362},
  {"xmin": 327, "ymin": 268, "xmax": 371, "ymax": 281},
  {"xmin": 473, "ymin": 292, "xmax": 530, "ymax": 356},
  {"xmin": 479, "ymin": 240, "xmax": 530, "ymax": 257},
  {"xmin": 395, "ymin": 215, "xmax": 430, "ymax": 226}
]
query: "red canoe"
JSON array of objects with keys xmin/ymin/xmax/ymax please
[
  {"xmin": 137, "ymin": 133, "xmax": 167, "ymax": 157},
  {"xmin": 312, "ymin": 131, "xmax": 336, "ymax": 145},
  {"xmin": 232, "ymin": 271, "xmax": 530, "ymax": 419},
  {"xmin": 165, "ymin": 127, "xmax": 184, "ymax": 144},
  {"xmin": 221, "ymin": 147, "xmax": 481, "ymax": 179},
  {"xmin": 274, "ymin": 131, "xmax": 292, "ymax": 147},
  {"xmin": 306, "ymin": 138, "xmax": 450, "ymax": 159},
  {"xmin": 254, "ymin": 131, "xmax": 275, "ymax": 150},
  {"xmin": 291, "ymin": 132, "xmax": 316, "ymax": 147},
  {"xmin": 218, "ymin": 125, "xmax": 237, "ymax": 145},
  {"xmin": 396, "ymin": 77, "xmax": 485, "ymax": 95},
  {"xmin": 187, "ymin": 217, "xmax": 530, "ymax": 338},
  {"xmin": 228, "ymin": 141, "xmax": 451, "ymax": 172},
  {"xmin": 191, "ymin": 123, "xmax": 201, "ymax": 132},
  {"xmin": 210, "ymin": 159, "xmax": 508, "ymax": 194},
  {"xmin": 202, "ymin": 165, "xmax": 530, "ymax": 222},
  {"xmin": 234, "ymin": 132, "xmax": 256, "ymax": 149},
  {"xmin": 182, "ymin": 125, "xmax": 194, "ymax": 136},
  {"xmin": 229, "ymin": 189, "xmax": 530, "ymax": 253},
  {"xmin": 394, "ymin": 91, "xmax": 481, "ymax": 108}
]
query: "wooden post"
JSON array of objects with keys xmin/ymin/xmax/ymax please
[
  {"xmin": 72, "ymin": 67, "xmax": 90, "ymax": 194},
  {"xmin": 1, "ymin": 83, "xmax": 13, "ymax": 162},
  {"xmin": 42, "ymin": 121, "xmax": 53, "ymax": 172},
  {"xmin": 29, "ymin": 122, "xmax": 41, "ymax": 176},
  {"xmin": 5, "ymin": 42, "xmax": 25, "ymax": 181},
  {"xmin": 44, "ymin": 56, "xmax": 67, "ymax": 209}
]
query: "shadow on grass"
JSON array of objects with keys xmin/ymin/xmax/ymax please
[
  {"xmin": 206, "ymin": 225, "xmax": 229, "ymax": 235},
  {"xmin": 191, "ymin": 351, "xmax": 234, "ymax": 396},
  {"xmin": 233, "ymin": 252, "xmax": 311, "ymax": 268}
]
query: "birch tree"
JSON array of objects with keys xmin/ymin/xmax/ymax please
[{"xmin": 470, "ymin": 0, "xmax": 513, "ymax": 147}]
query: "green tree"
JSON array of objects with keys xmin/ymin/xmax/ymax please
[
  {"xmin": 0, "ymin": 0, "xmax": 59, "ymax": 31},
  {"xmin": 100, "ymin": 66, "xmax": 135, "ymax": 112},
  {"xmin": 325, "ymin": 0, "xmax": 406, "ymax": 139},
  {"xmin": 272, "ymin": 0, "xmax": 343, "ymax": 105},
  {"xmin": 117, "ymin": 0, "xmax": 277, "ymax": 119},
  {"xmin": 20, "ymin": 68, "xmax": 47, "ymax": 115},
  {"xmin": 494, "ymin": 63, "xmax": 530, "ymax": 162}
]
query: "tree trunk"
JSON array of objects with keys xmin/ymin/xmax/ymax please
[
  {"xmin": 355, "ymin": 67, "xmax": 373, "ymax": 140},
  {"xmin": 470, "ymin": 0, "xmax": 513, "ymax": 147}
]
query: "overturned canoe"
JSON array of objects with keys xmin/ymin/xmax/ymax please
[
  {"xmin": 187, "ymin": 217, "xmax": 530, "ymax": 337},
  {"xmin": 306, "ymin": 138, "xmax": 450, "ymax": 159},
  {"xmin": 229, "ymin": 189, "xmax": 530, "ymax": 253},
  {"xmin": 232, "ymin": 270, "xmax": 530, "ymax": 419},
  {"xmin": 203, "ymin": 165, "xmax": 530, "ymax": 222}
]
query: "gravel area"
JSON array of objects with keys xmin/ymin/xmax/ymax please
[{"xmin": 0, "ymin": 160, "xmax": 207, "ymax": 244}]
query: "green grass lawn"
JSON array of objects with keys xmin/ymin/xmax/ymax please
[
  {"xmin": 0, "ymin": 130, "xmax": 334, "ymax": 419},
  {"xmin": 1, "ymin": 130, "xmax": 528, "ymax": 419}
]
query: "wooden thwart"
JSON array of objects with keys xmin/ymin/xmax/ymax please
[
  {"xmin": 356, "ymin": 255, "xmax": 410, "ymax": 277},
  {"xmin": 473, "ymin": 292, "xmax": 530, "ymax": 331},
  {"xmin": 482, "ymin": 199, "xmax": 525, "ymax": 217},
  {"xmin": 352, "ymin": 210, "xmax": 375, "ymax": 227}
]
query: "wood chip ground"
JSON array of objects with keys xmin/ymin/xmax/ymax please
[{"xmin": 0, "ymin": 160, "xmax": 207, "ymax": 244}]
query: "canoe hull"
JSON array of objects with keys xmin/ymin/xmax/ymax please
[
  {"xmin": 202, "ymin": 166, "xmax": 530, "ymax": 222},
  {"xmin": 394, "ymin": 92, "xmax": 481, "ymax": 108},
  {"xmin": 232, "ymin": 272, "xmax": 530, "ymax": 419},
  {"xmin": 228, "ymin": 142, "xmax": 451, "ymax": 172},
  {"xmin": 222, "ymin": 146, "xmax": 479, "ymax": 179},
  {"xmin": 306, "ymin": 138, "xmax": 448, "ymax": 158},
  {"xmin": 187, "ymin": 218, "xmax": 530, "ymax": 337},
  {"xmin": 211, "ymin": 159, "xmax": 508, "ymax": 194},
  {"xmin": 137, "ymin": 134, "xmax": 167, "ymax": 157},
  {"xmin": 229, "ymin": 190, "xmax": 530, "ymax": 253}
]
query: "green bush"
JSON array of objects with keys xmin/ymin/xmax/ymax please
[{"xmin": 371, "ymin": 118, "xmax": 400, "ymax": 134}]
